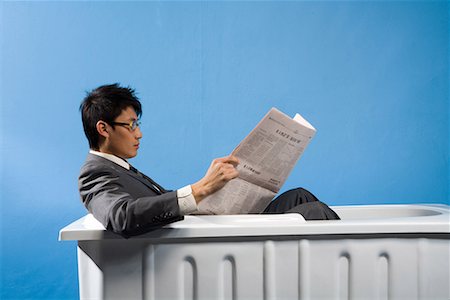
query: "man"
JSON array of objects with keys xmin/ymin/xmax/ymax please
[{"xmin": 79, "ymin": 84, "xmax": 339, "ymax": 237}]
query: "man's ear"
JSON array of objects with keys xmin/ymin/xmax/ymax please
[{"xmin": 96, "ymin": 121, "xmax": 109, "ymax": 138}]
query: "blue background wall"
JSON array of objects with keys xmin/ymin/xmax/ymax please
[{"xmin": 1, "ymin": 1, "xmax": 448, "ymax": 299}]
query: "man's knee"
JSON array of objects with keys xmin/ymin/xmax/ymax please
[{"xmin": 278, "ymin": 187, "xmax": 319, "ymax": 203}]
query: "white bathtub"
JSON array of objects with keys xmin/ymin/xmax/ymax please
[{"xmin": 59, "ymin": 204, "xmax": 450, "ymax": 300}]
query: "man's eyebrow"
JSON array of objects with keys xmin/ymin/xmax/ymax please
[{"xmin": 116, "ymin": 117, "xmax": 137, "ymax": 123}]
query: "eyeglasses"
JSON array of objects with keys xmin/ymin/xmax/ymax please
[{"xmin": 110, "ymin": 119, "xmax": 141, "ymax": 131}]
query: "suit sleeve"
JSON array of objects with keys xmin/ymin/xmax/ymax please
[{"xmin": 78, "ymin": 164, "xmax": 183, "ymax": 237}]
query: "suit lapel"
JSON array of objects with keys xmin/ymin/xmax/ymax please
[
  {"xmin": 126, "ymin": 167, "xmax": 165, "ymax": 195},
  {"xmin": 87, "ymin": 153, "xmax": 165, "ymax": 195}
]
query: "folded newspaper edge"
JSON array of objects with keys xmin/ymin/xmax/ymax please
[{"xmin": 196, "ymin": 107, "xmax": 316, "ymax": 215}]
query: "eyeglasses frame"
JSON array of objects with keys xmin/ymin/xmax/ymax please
[{"xmin": 109, "ymin": 119, "xmax": 141, "ymax": 131}]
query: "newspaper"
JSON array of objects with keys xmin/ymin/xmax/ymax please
[{"xmin": 196, "ymin": 107, "xmax": 316, "ymax": 215}]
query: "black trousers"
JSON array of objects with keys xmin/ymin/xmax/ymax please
[{"xmin": 263, "ymin": 188, "xmax": 340, "ymax": 220}]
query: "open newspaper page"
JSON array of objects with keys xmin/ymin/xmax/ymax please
[{"xmin": 196, "ymin": 108, "xmax": 316, "ymax": 215}]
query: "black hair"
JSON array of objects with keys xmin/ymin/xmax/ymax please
[{"xmin": 80, "ymin": 83, "xmax": 142, "ymax": 150}]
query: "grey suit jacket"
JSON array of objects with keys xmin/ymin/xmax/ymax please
[{"xmin": 78, "ymin": 153, "xmax": 183, "ymax": 237}]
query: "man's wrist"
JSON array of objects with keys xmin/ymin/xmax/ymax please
[{"xmin": 191, "ymin": 182, "xmax": 208, "ymax": 203}]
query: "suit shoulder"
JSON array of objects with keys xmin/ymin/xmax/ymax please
[
  {"xmin": 80, "ymin": 154, "xmax": 120, "ymax": 172},
  {"xmin": 79, "ymin": 155, "xmax": 123, "ymax": 181}
]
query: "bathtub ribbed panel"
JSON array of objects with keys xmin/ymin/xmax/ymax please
[
  {"xmin": 219, "ymin": 255, "xmax": 236, "ymax": 300},
  {"xmin": 375, "ymin": 253, "xmax": 389, "ymax": 300},
  {"xmin": 142, "ymin": 244, "xmax": 155, "ymax": 300},
  {"xmin": 338, "ymin": 253, "xmax": 350, "ymax": 300},
  {"xmin": 179, "ymin": 256, "xmax": 197, "ymax": 300},
  {"xmin": 298, "ymin": 239, "xmax": 311, "ymax": 300},
  {"xmin": 263, "ymin": 241, "xmax": 276, "ymax": 300},
  {"xmin": 417, "ymin": 239, "xmax": 426, "ymax": 300}
]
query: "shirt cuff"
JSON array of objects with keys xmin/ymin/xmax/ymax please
[{"xmin": 177, "ymin": 185, "xmax": 198, "ymax": 215}]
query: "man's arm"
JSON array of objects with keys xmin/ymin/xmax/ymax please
[{"xmin": 78, "ymin": 155, "xmax": 239, "ymax": 237}]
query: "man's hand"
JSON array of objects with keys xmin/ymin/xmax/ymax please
[{"xmin": 191, "ymin": 155, "xmax": 239, "ymax": 203}]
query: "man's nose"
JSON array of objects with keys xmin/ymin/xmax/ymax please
[{"xmin": 135, "ymin": 126, "xmax": 143, "ymax": 139}]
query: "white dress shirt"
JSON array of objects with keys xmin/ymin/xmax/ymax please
[{"xmin": 89, "ymin": 150, "xmax": 197, "ymax": 215}]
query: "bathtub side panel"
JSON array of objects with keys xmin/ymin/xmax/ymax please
[
  {"xmin": 143, "ymin": 240, "xmax": 301, "ymax": 300},
  {"xmin": 418, "ymin": 238, "xmax": 450, "ymax": 300},
  {"xmin": 145, "ymin": 242, "xmax": 266, "ymax": 299},
  {"xmin": 299, "ymin": 237, "xmax": 450, "ymax": 300},
  {"xmin": 76, "ymin": 236, "xmax": 449, "ymax": 300}
]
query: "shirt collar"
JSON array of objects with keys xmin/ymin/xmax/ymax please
[{"xmin": 89, "ymin": 150, "xmax": 130, "ymax": 170}]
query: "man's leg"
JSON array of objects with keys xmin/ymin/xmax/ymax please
[{"xmin": 263, "ymin": 188, "xmax": 340, "ymax": 220}]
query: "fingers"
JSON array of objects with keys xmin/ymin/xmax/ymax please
[
  {"xmin": 217, "ymin": 163, "xmax": 239, "ymax": 180},
  {"xmin": 211, "ymin": 155, "xmax": 239, "ymax": 179},
  {"xmin": 208, "ymin": 163, "xmax": 237, "ymax": 182},
  {"xmin": 213, "ymin": 155, "xmax": 240, "ymax": 167}
]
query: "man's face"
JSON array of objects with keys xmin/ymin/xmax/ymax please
[{"xmin": 101, "ymin": 106, "xmax": 142, "ymax": 159}]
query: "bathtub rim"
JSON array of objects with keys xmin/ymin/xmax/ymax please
[{"xmin": 59, "ymin": 204, "xmax": 450, "ymax": 241}]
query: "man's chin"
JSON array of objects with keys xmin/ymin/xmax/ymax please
[{"xmin": 128, "ymin": 151, "xmax": 138, "ymax": 159}]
